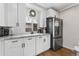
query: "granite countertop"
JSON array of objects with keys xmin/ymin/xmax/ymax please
[{"xmin": 0, "ymin": 33, "xmax": 50, "ymax": 40}]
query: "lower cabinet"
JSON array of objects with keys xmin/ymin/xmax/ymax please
[
  {"xmin": 3, "ymin": 34, "xmax": 50, "ymax": 56},
  {"xmin": 36, "ymin": 36, "xmax": 44, "ymax": 55},
  {"xmin": 4, "ymin": 39, "xmax": 24, "ymax": 56},
  {"xmin": 4, "ymin": 37, "xmax": 36, "ymax": 56},
  {"xmin": 0, "ymin": 39, "xmax": 5, "ymax": 56},
  {"xmin": 24, "ymin": 37, "xmax": 35, "ymax": 56},
  {"xmin": 43, "ymin": 35, "xmax": 50, "ymax": 51},
  {"xmin": 36, "ymin": 35, "xmax": 50, "ymax": 55}
]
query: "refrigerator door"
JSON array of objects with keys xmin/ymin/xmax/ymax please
[
  {"xmin": 46, "ymin": 18, "xmax": 53, "ymax": 34},
  {"xmin": 54, "ymin": 18, "xmax": 62, "ymax": 37}
]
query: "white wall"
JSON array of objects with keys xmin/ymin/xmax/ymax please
[{"xmin": 60, "ymin": 5, "xmax": 79, "ymax": 50}]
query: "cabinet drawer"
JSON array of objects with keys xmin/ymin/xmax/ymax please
[{"xmin": 4, "ymin": 39, "xmax": 23, "ymax": 47}]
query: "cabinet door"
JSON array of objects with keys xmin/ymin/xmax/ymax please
[
  {"xmin": 36, "ymin": 35, "xmax": 50, "ymax": 55},
  {"xmin": 39, "ymin": 12, "xmax": 43, "ymax": 27},
  {"xmin": 0, "ymin": 41, "xmax": 2, "ymax": 56},
  {"xmin": 43, "ymin": 35, "xmax": 50, "ymax": 51},
  {"xmin": 36, "ymin": 36, "xmax": 44, "ymax": 55},
  {"xmin": 43, "ymin": 11, "xmax": 47, "ymax": 27},
  {"xmin": 0, "ymin": 40, "xmax": 5, "ymax": 56},
  {"xmin": 0, "ymin": 4, "xmax": 5, "ymax": 26},
  {"xmin": 17, "ymin": 4, "xmax": 26, "ymax": 33},
  {"xmin": 5, "ymin": 3, "xmax": 17, "ymax": 27},
  {"xmin": 47, "ymin": 9, "xmax": 59, "ymax": 17},
  {"xmin": 24, "ymin": 37, "xmax": 35, "ymax": 56},
  {"xmin": 4, "ymin": 39, "xmax": 23, "ymax": 56}
]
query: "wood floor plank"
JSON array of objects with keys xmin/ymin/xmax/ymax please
[{"xmin": 38, "ymin": 48, "xmax": 75, "ymax": 56}]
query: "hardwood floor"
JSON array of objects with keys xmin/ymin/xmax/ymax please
[{"xmin": 38, "ymin": 48, "xmax": 76, "ymax": 56}]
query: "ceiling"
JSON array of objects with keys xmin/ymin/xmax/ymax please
[{"xmin": 35, "ymin": 3, "xmax": 79, "ymax": 12}]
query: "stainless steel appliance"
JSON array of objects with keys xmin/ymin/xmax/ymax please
[
  {"xmin": 0, "ymin": 27, "xmax": 10, "ymax": 37},
  {"xmin": 46, "ymin": 17, "xmax": 63, "ymax": 50}
]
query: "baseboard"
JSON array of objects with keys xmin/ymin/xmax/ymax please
[{"xmin": 63, "ymin": 45, "xmax": 74, "ymax": 50}]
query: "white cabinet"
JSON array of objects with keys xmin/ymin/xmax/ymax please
[
  {"xmin": 36, "ymin": 35, "xmax": 50, "ymax": 55},
  {"xmin": 4, "ymin": 39, "xmax": 23, "ymax": 56},
  {"xmin": 47, "ymin": 8, "xmax": 59, "ymax": 17},
  {"xmin": 4, "ymin": 3, "xmax": 17, "ymax": 27},
  {"xmin": 0, "ymin": 41, "xmax": 2, "ymax": 56},
  {"xmin": 4, "ymin": 37, "xmax": 35, "ymax": 56},
  {"xmin": 38, "ymin": 11, "xmax": 44, "ymax": 27},
  {"xmin": 43, "ymin": 35, "xmax": 50, "ymax": 51},
  {"xmin": 0, "ymin": 4, "xmax": 5, "ymax": 26},
  {"xmin": 17, "ymin": 3, "xmax": 26, "ymax": 33},
  {"xmin": 0, "ymin": 3, "xmax": 18, "ymax": 27},
  {"xmin": 38, "ymin": 10, "xmax": 47, "ymax": 27},
  {"xmin": 36, "ymin": 36, "xmax": 44, "ymax": 55},
  {"xmin": 24, "ymin": 37, "xmax": 35, "ymax": 56},
  {"xmin": 1, "ymin": 34, "xmax": 50, "ymax": 56},
  {"xmin": 43, "ymin": 11, "xmax": 47, "ymax": 27},
  {"xmin": 0, "ymin": 39, "xmax": 5, "ymax": 56}
]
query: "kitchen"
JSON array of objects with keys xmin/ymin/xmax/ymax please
[{"xmin": 0, "ymin": 3, "xmax": 79, "ymax": 56}]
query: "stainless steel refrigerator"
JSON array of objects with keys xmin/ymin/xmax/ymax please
[{"xmin": 46, "ymin": 17, "xmax": 63, "ymax": 50}]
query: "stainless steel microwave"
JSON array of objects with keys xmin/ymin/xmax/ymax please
[{"xmin": 0, "ymin": 27, "xmax": 10, "ymax": 37}]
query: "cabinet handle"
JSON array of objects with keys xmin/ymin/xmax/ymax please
[
  {"xmin": 22, "ymin": 43, "xmax": 25, "ymax": 48},
  {"xmin": 39, "ymin": 37, "xmax": 42, "ymax": 38},
  {"xmin": 16, "ymin": 22, "xmax": 19, "ymax": 27},
  {"xmin": 44, "ymin": 39, "xmax": 46, "ymax": 42},
  {"xmin": 28, "ymin": 38, "xmax": 32, "ymax": 40},
  {"xmin": 12, "ymin": 40, "xmax": 18, "ymax": 43}
]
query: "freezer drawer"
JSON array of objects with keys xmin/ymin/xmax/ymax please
[
  {"xmin": 51, "ymin": 38, "xmax": 63, "ymax": 50},
  {"xmin": 55, "ymin": 38, "xmax": 63, "ymax": 50}
]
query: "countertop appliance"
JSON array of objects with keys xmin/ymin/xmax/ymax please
[
  {"xmin": 46, "ymin": 17, "xmax": 63, "ymax": 50},
  {"xmin": 0, "ymin": 27, "xmax": 10, "ymax": 37}
]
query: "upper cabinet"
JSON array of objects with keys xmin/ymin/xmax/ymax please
[
  {"xmin": 47, "ymin": 8, "xmax": 59, "ymax": 17},
  {"xmin": 17, "ymin": 3, "xmax": 26, "ymax": 24},
  {"xmin": 4, "ymin": 3, "xmax": 17, "ymax": 27},
  {"xmin": 0, "ymin": 4, "xmax": 5, "ymax": 26},
  {"xmin": 40, "ymin": 10, "xmax": 47, "ymax": 27},
  {"xmin": 0, "ymin": 3, "xmax": 18, "ymax": 27},
  {"xmin": 0, "ymin": 3, "xmax": 47, "ymax": 28}
]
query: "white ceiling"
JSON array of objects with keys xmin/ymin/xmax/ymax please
[{"xmin": 36, "ymin": 3, "xmax": 79, "ymax": 12}]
